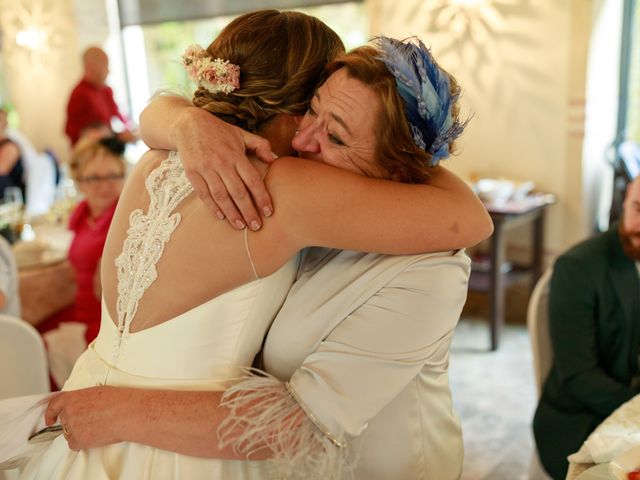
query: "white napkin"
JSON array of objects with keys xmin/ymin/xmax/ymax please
[
  {"xmin": 0, "ymin": 393, "xmax": 53, "ymax": 469},
  {"xmin": 568, "ymin": 394, "xmax": 640, "ymax": 465}
]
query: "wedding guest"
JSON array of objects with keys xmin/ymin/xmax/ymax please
[
  {"xmin": 0, "ymin": 107, "xmax": 25, "ymax": 201},
  {"xmin": 42, "ymin": 137, "xmax": 126, "ymax": 387},
  {"xmin": 533, "ymin": 175, "xmax": 640, "ymax": 479},
  {"xmin": 65, "ymin": 47, "xmax": 138, "ymax": 146},
  {"xmin": 68, "ymin": 137, "xmax": 126, "ymax": 340}
]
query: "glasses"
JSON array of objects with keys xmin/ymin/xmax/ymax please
[{"xmin": 78, "ymin": 173, "xmax": 124, "ymax": 185}]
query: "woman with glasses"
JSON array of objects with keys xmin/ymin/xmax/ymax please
[{"xmin": 43, "ymin": 136, "xmax": 126, "ymax": 387}]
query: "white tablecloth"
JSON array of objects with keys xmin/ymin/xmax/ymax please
[{"xmin": 566, "ymin": 394, "xmax": 640, "ymax": 479}]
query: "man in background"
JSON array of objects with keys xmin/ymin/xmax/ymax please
[
  {"xmin": 534, "ymin": 175, "xmax": 640, "ymax": 479},
  {"xmin": 65, "ymin": 47, "xmax": 138, "ymax": 146}
]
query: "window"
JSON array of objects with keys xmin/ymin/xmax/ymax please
[
  {"xmin": 623, "ymin": 0, "xmax": 640, "ymax": 143},
  {"xmin": 121, "ymin": 3, "xmax": 368, "ymax": 124},
  {"xmin": 607, "ymin": 0, "xmax": 639, "ymax": 225}
]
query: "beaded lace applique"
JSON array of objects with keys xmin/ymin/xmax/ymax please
[{"xmin": 114, "ymin": 151, "xmax": 193, "ymax": 342}]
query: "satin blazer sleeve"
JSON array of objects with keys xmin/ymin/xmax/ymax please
[{"xmin": 287, "ymin": 252, "xmax": 469, "ymax": 445}]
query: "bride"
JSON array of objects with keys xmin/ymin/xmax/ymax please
[{"xmin": 13, "ymin": 9, "xmax": 490, "ymax": 480}]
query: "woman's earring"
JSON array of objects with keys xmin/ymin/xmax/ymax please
[{"xmin": 294, "ymin": 129, "xmax": 300, "ymax": 135}]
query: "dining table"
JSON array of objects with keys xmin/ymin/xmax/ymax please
[
  {"xmin": 566, "ymin": 393, "xmax": 640, "ymax": 479},
  {"xmin": 14, "ymin": 220, "xmax": 76, "ymax": 327}
]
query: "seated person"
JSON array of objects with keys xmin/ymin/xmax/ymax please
[
  {"xmin": 42, "ymin": 136, "xmax": 126, "ymax": 387},
  {"xmin": 0, "ymin": 107, "xmax": 25, "ymax": 202},
  {"xmin": 533, "ymin": 175, "xmax": 640, "ymax": 479},
  {"xmin": 0, "ymin": 235, "xmax": 20, "ymax": 318}
]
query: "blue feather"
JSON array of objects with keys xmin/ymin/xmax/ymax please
[{"xmin": 375, "ymin": 36, "xmax": 466, "ymax": 165}]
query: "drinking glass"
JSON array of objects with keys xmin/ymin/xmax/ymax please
[
  {"xmin": 4, "ymin": 186, "xmax": 24, "ymax": 239},
  {"xmin": 4, "ymin": 186, "xmax": 23, "ymax": 207}
]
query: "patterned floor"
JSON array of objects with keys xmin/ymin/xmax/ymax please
[{"xmin": 450, "ymin": 318, "xmax": 539, "ymax": 480}]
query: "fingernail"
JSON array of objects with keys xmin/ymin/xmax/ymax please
[
  {"xmin": 215, "ymin": 211, "xmax": 224, "ymax": 220},
  {"xmin": 263, "ymin": 206, "xmax": 272, "ymax": 217},
  {"xmin": 271, "ymin": 152, "xmax": 279, "ymax": 159},
  {"xmin": 235, "ymin": 220, "xmax": 245, "ymax": 229},
  {"xmin": 250, "ymin": 220, "xmax": 261, "ymax": 231}
]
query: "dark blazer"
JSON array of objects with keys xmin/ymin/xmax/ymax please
[{"xmin": 533, "ymin": 223, "xmax": 640, "ymax": 479}]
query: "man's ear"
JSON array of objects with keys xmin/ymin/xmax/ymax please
[{"xmin": 293, "ymin": 115, "xmax": 304, "ymax": 127}]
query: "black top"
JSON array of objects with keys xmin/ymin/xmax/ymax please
[{"xmin": 0, "ymin": 138, "xmax": 26, "ymax": 202}]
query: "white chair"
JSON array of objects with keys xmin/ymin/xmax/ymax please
[
  {"xmin": 527, "ymin": 269, "xmax": 554, "ymax": 480},
  {"xmin": 527, "ymin": 269, "xmax": 554, "ymax": 396},
  {"xmin": 0, "ymin": 314, "xmax": 50, "ymax": 400},
  {"xmin": 0, "ymin": 315, "xmax": 49, "ymax": 480},
  {"xmin": 6, "ymin": 128, "xmax": 57, "ymax": 217}
]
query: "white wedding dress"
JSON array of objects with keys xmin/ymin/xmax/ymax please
[{"xmin": 17, "ymin": 152, "xmax": 297, "ymax": 479}]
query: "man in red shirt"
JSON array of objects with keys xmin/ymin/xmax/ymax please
[{"xmin": 65, "ymin": 47, "xmax": 138, "ymax": 146}]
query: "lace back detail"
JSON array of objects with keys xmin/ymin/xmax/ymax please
[{"xmin": 114, "ymin": 151, "xmax": 193, "ymax": 337}]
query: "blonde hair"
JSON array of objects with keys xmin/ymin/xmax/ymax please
[
  {"xmin": 192, "ymin": 10, "xmax": 345, "ymax": 133},
  {"xmin": 325, "ymin": 46, "xmax": 462, "ymax": 183},
  {"xmin": 70, "ymin": 137, "xmax": 125, "ymax": 182}
]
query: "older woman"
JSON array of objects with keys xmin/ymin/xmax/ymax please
[
  {"xmin": 18, "ymin": 10, "xmax": 490, "ymax": 480},
  {"xmin": 68, "ymin": 137, "xmax": 126, "ymax": 340},
  {"xmin": 42, "ymin": 137, "xmax": 126, "ymax": 387}
]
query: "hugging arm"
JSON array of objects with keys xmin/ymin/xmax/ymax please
[
  {"xmin": 140, "ymin": 95, "xmax": 493, "ymax": 251},
  {"xmin": 139, "ymin": 94, "xmax": 275, "ymax": 229},
  {"xmin": 252, "ymin": 157, "xmax": 492, "ymax": 266}
]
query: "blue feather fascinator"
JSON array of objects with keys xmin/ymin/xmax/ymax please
[{"xmin": 376, "ymin": 36, "xmax": 466, "ymax": 165}]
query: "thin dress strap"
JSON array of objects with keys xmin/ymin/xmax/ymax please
[
  {"xmin": 242, "ymin": 162, "xmax": 270, "ymax": 280},
  {"xmin": 244, "ymin": 228, "xmax": 259, "ymax": 280}
]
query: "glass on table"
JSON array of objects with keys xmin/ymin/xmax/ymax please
[
  {"xmin": 1, "ymin": 186, "xmax": 24, "ymax": 243},
  {"xmin": 3, "ymin": 186, "xmax": 23, "ymax": 207}
]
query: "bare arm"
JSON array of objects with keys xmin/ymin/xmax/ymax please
[
  {"xmin": 140, "ymin": 94, "xmax": 275, "ymax": 229},
  {"xmin": 45, "ymin": 387, "xmax": 263, "ymax": 459},
  {"xmin": 249, "ymin": 157, "xmax": 491, "ymax": 271},
  {"xmin": 140, "ymin": 96, "xmax": 491, "ymax": 250}
]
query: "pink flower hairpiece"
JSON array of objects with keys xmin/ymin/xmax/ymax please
[{"xmin": 181, "ymin": 44, "xmax": 240, "ymax": 95}]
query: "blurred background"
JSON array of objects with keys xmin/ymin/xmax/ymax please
[
  {"xmin": 0, "ymin": 1, "xmax": 638, "ymax": 478},
  {"xmin": 0, "ymin": 0, "xmax": 637, "ymax": 257}
]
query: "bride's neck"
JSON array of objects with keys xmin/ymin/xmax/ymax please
[{"xmin": 257, "ymin": 114, "xmax": 297, "ymax": 157}]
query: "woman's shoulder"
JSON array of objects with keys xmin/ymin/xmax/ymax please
[{"xmin": 130, "ymin": 149, "xmax": 173, "ymax": 180}]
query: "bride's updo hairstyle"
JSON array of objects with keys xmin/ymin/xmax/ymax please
[{"xmin": 192, "ymin": 10, "xmax": 345, "ymax": 133}]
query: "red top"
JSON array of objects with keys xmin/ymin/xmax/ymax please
[
  {"xmin": 64, "ymin": 78, "xmax": 130, "ymax": 145},
  {"xmin": 68, "ymin": 199, "xmax": 117, "ymax": 342}
]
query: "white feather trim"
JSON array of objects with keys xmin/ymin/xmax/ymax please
[{"xmin": 218, "ymin": 373, "xmax": 353, "ymax": 480}]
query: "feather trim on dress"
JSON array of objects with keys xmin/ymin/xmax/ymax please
[{"xmin": 218, "ymin": 372, "xmax": 353, "ymax": 480}]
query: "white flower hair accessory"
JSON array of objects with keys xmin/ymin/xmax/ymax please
[{"xmin": 181, "ymin": 44, "xmax": 240, "ymax": 95}]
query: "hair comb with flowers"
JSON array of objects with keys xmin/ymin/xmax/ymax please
[
  {"xmin": 181, "ymin": 44, "xmax": 240, "ymax": 95},
  {"xmin": 375, "ymin": 36, "xmax": 466, "ymax": 165}
]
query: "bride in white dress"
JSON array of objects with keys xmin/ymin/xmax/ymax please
[{"xmin": 7, "ymin": 9, "xmax": 490, "ymax": 480}]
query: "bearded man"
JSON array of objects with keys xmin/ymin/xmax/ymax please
[{"xmin": 533, "ymin": 176, "xmax": 640, "ymax": 479}]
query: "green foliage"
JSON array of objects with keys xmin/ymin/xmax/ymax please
[{"xmin": 131, "ymin": 3, "xmax": 368, "ymax": 100}]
